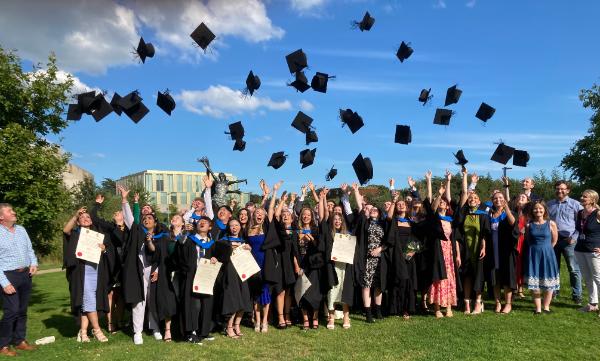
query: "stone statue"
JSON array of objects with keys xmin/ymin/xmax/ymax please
[{"xmin": 198, "ymin": 157, "xmax": 247, "ymax": 208}]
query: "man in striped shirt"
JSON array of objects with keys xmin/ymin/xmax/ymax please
[{"xmin": 0, "ymin": 203, "xmax": 38, "ymax": 357}]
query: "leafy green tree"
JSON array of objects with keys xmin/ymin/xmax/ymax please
[{"xmin": 561, "ymin": 83, "xmax": 600, "ymax": 191}]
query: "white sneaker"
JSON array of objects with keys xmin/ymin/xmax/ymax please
[
  {"xmin": 203, "ymin": 336, "xmax": 215, "ymax": 341},
  {"xmin": 334, "ymin": 310, "xmax": 344, "ymax": 320},
  {"xmin": 153, "ymin": 331, "xmax": 163, "ymax": 341},
  {"xmin": 133, "ymin": 333, "xmax": 143, "ymax": 345}
]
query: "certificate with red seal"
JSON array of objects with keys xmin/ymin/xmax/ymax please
[
  {"xmin": 192, "ymin": 258, "xmax": 222, "ymax": 295},
  {"xmin": 230, "ymin": 247, "xmax": 260, "ymax": 282},
  {"xmin": 75, "ymin": 228, "xmax": 104, "ymax": 264}
]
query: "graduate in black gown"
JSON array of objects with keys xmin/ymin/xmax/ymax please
[
  {"xmin": 321, "ymin": 188, "xmax": 356, "ymax": 329},
  {"xmin": 351, "ymin": 183, "xmax": 388, "ymax": 323},
  {"xmin": 219, "ymin": 219, "xmax": 252, "ymax": 338},
  {"xmin": 487, "ymin": 191, "xmax": 519, "ymax": 314},
  {"xmin": 178, "ymin": 216, "xmax": 226, "ymax": 343},
  {"xmin": 63, "ymin": 207, "xmax": 114, "ymax": 343},
  {"xmin": 272, "ymin": 191, "xmax": 298, "ymax": 329}
]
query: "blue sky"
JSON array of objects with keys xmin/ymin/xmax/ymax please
[{"xmin": 1, "ymin": 0, "xmax": 597, "ymax": 193}]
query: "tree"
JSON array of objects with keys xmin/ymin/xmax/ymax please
[{"xmin": 561, "ymin": 83, "xmax": 600, "ymax": 191}]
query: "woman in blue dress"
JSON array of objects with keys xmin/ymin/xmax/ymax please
[{"xmin": 524, "ymin": 200, "xmax": 560, "ymax": 314}]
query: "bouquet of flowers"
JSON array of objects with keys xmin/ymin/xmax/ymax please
[{"xmin": 404, "ymin": 236, "xmax": 424, "ymax": 260}]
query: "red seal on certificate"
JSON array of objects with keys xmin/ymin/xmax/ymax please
[
  {"xmin": 77, "ymin": 252, "xmax": 83, "ymax": 257},
  {"xmin": 194, "ymin": 286, "xmax": 198, "ymax": 291},
  {"xmin": 332, "ymin": 257, "xmax": 337, "ymax": 260},
  {"xmin": 242, "ymin": 274, "xmax": 246, "ymax": 279}
]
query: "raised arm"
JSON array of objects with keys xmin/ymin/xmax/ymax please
[
  {"xmin": 502, "ymin": 176, "xmax": 510, "ymax": 201},
  {"xmin": 340, "ymin": 183, "xmax": 353, "ymax": 216},
  {"xmin": 268, "ymin": 181, "xmax": 282, "ymax": 222},
  {"xmin": 307, "ymin": 181, "xmax": 319, "ymax": 204},
  {"xmin": 432, "ymin": 181, "xmax": 446, "ymax": 212},
  {"xmin": 425, "ymin": 170, "xmax": 433, "ymax": 202},
  {"xmin": 203, "ymin": 175, "xmax": 215, "ymax": 220},
  {"xmin": 322, "ymin": 188, "xmax": 330, "ymax": 222},
  {"xmin": 352, "ymin": 183, "xmax": 363, "ymax": 213},
  {"xmin": 459, "ymin": 167, "xmax": 469, "ymax": 207},
  {"xmin": 259, "ymin": 179, "xmax": 270, "ymax": 209},
  {"xmin": 64, "ymin": 207, "xmax": 86, "ymax": 235},
  {"xmin": 387, "ymin": 191, "xmax": 399, "ymax": 220},
  {"xmin": 117, "ymin": 185, "xmax": 134, "ymax": 229},
  {"xmin": 275, "ymin": 191, "xmax": 289, "ymax": 221},
  {"xmin": 444, "ymin": 170, "xmax": 452, "ymax": 204}
]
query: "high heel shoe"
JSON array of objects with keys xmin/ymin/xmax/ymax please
[
  {"xmin": 284, "ymin": 313, "xmax": 292, "ymax": 326},
  {"xmin": 302, "ymin": 320, "xmax": 310, "ymax": 331},
  {"xmin": 471, "ymin": 300, "xmax": 485, "ymax": 315},
  {"xmin": 233, "ymin": 323, "xmax": 244, "ymax": 337},
  {"xmin": 225, "ymin": 326, "xmax": 240, "ymax": 339},
  {"xmin": 77, "ymin": 330, "xmax": 90, "ymax": 343},
  {"xmin": 463, "ymin": 299, "xmax": 472, "ymax": 315},
  {"xmin": 312, "ymin": 319, "xmax": 319, "ymax": 329},
  {"xmin": 254, "ymin": 322, "xmax": 261, "ymax": 333},
  {"xmin": 277, "ymin": 314, "xmax": 287, "ymax": 329},
  {"xmin": 92, "ymin": 328, "xmax": 108, "ymax": 343}
]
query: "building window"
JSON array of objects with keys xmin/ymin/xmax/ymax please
[
  {"xmin": 160, "ymin": 192, "xmax": 167, "ymax": 206},
  {"xmin": 180, "ymin": 193, "xmax": 188, "ymax": 205},
  {"xmin": 177, "ymin": 175, "xmax": 183, "ymax": 192},
  {"xmin": 170, "ymin": 193, "xmax": 177, "ymax": 205},
  {"xmin": 156, "ymin": 179, "xmax": 164, "ymax": 192},
  {"xmin": 167, "ymin": 174, "xmax": 174, "ymax": 192},
  {"xmin": 187, "ymin": 175, "xmax": 192, "ymax": 192},
  {"xmin": 149, "ymin": 192, "xmax": 156, "ymax": 204},
  {"xmin": 145, "ymin": 174, "xmax": 152, "ymax": 191},
  {"xmin": 194, "ymin": 175, "xmax": 201, "ymax": 192}
]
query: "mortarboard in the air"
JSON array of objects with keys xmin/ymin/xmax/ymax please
[
  {"xmin": 311, "ymin": 72, "xmax": 335, "ymax": 93},
  {"xmin": 268, "ymin": 151, "xmax": 287, "ymax": 169},
  {"xmin": 352, "ymin": 153, "xmax": 373, "ymax": 185},
  {"xmin": 433, "ymin": 108, "xmax": 453, "ymax": 125},
  {"xmin": 394, "ymin": 125, "xmax": 412, "ymax": 145},
  {"xmin": 233, "ymin": 139, "xmax": 246, "ymax": 152},
  {"xmin": 136, "ymin": 37, "xmax": 155, "ymax": 64},
  {"xmin": 418, "ymin": 88, "xmax": 432, "ymax": 105},
  {"xmin": 119, "ymin": 91, "xmax": 149, "ymax": 123},
  {"xmin": 454, "ymin": 149, "xmax": 468, "ymax": 166},
  {"xmin": 244, "ymin": 71, "xmax": 261, "ymax": 96},
  {"xmin": 77, "ymin": 91, "xmax": 98, "ymax": 115},
  {"xmin": 225, "ymin": 121, "xmax": 245, "ymax": 140},
  {"xmin": 339, "ymin": 108, "xmax": 364, "ymax": 134},
  {"xmin": 66, "ymin": 103, "xmax": 82, "ymax": 121},
  {"xmin": 396, "ymin": 41, "xmax": 413, "ymax": 63},
  {"xmin": 291, "ymin": 111, "xmax": 313, "ymax": 134},
  {"xmin": 490, "ymin": 143, "xmax": 515, "ymax": 164},
  {"xmin": 353, "ymin": 11, "xmax": 375, "ymax": 31},
  {"xmin": 513, "ymin": 150, "xmax": 530, "ymax": 167},
  {"xmin": 444, "ymin": 85, "xmax": 462, "ymax": 106},
  {"xmin": 476, "ymin": 102, "xmax": 495, "ymax": 122},
  {"xmin": 288, "ymin": 71, "xmax": 311, "ymax": 93},
  {"xmin": 306, "ymin": 130, "xmax": 318, "ymax": 145},
  {"xmin": 110, "ymin": 92, "xmax": 124, "ymax": 116},
  {"xmin": 300, "ymin": 148, "xmax": 317, "ymax": 169},
  {"xmin": 90, "ymin": 94, "xmax": 113, "ymax": 122},
  {"xmin": 190, "ymin": 23, "xmax": 216, "ymax": 50},
  {"xmin": 285, "ymin": 49, "xmax": 308, "ymax": 74},
  {"xmin": 156, "ymin": 90, "xmax": 176, "ymax": 116},
  {"xmin": 326, "ymin": 165, "xmax": 337, "ymax": 181}
]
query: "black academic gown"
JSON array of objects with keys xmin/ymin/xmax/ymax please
[
  {"xmin": 322, "ymin": 221, "xmax": 356, "ymax": 307},
  {"xmin": 63, "ymin": 227, "xmax": 115, "ymax": 315},
  {"xmin": 485, "ymin": 210, "xmax": 519, "ymax": 290},
  {"xmin": 218, "ymin": 239, "xmax": 253, "ymax": 316},
  {"xmin": 455, "ymin": 204, "xmax": 491, "ymax": 293},
  {"xmin": 121, "ymin": 224, "xmax": 159, "ymax": 306},
  {"xmin": 90, "ymin": 202, "xmax": 127, "ymax": 286},
  {"xmin": 148, "ymin": 233, "xmax": 178, "ymax": 321},
  {"xmin": 354, "ymin": 213, "xmax": 388, "ymax": 291},
  {"xmin": 291, "ymin": 225, "xmax": 326, "ymax": 309},
  {"xmin": 273, "ymin": 219, "xmax": 297, "ymax": 294}
]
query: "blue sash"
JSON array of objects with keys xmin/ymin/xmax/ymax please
[
  {"xmin": 141, "ymin": 227, "xmax": 169, "ymax": 239},
  {"xmin": 490, "ymin": 212, "xmax": 507, "ymax": 224},
  {"xmin": 438, "ymin": 214, "xmax": 453, "ymax": 222},
  {"xmin": 396, "ymin": 217, "xmax": 412, "ymax": 223},
  {"xmin": 215, "ymin": 219, "xmax": 226, "ymax": 230}
]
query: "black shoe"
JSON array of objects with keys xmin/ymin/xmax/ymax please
[
  {"xmin": 543, "ymin": 309, "xmax": 553, "ymax": 314},
  {"xmin": 533, "ymin": 311, "xmax": 542, "ymax": 315},
  {"xmin": 373, "ymin": 305, "xmax": 383, "ymax": 319},
  {"xmin": 186, "ymin": 334, "xmax": 203, "ymax": 344},
  {"xmin": 365, "ymin": 307, "xmax": 375, "ymax": 323}
]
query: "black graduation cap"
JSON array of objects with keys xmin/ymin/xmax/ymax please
[
  {"xmin": 352, "ymin": 153, "xmax": 373, "ymax": 185},
  {"xmin": 418, "ymin": 88, "xmax": 432, "ymax": 105},
  {"xmin": 156, "ymin": 90, "xmax": 176, "ymax": 116},
  {"xmin": 119, "ymin": 91, "xmax": 149, "ymax": 123},
  {"xmin": 513, "ymin": 150, "xmax": 530, "ymax": 167},
  {"xmin": 78, "ymin": 91, "xmax": 98, "ymax": 114},
  {"xmin": 490, "ymin": 143, "xmax": 515, "ymax": 164},
  {"xmin": 136, "ymin": 37, "xmax": 155, "ymax": 63},
  {"xmin": 110, "ymin": 92, "xmax": 124, "ymax": 116},
  {"xmin": 300, "ymin": 148, "xmax": 317, "ymax": 169},
  {"xmin": 291, "ymin": 111, "xmax": 313, "ymax": 134},
  {"xmin": 244, "ymin": 71, "xmax": 261, "ymax": 96},
  {"xmin": 90, "ymin": 94, "xmax": 113, "ymax": 122},
  {"xmin": 75, "ymin": 92, "xmax": 113, "ymax": 121},
  {"xmin": 233, "ymin": 139, "xmax": 246, "ymax": 152},
  {"xmin": 66, "ymin": 103, "xmax": 82, "ymax": 120},
  {"xmin": 433, "ymin": 108, "xmax": 453, "ymax": 125},
  {"xmin": 339, "ymin": 108, "xmax": 364, "ymax": 134},
  {"xmin": 288, "ymin": 71, "xmax": 311, "ymax": 93},
  {"xmin": 454, "ymin": 149, "xmax": 468, "ymax": 166},
  {"xmin": 268, "ymin": 151, "xmax": 287, "ymax": 169},
  {"xmin": 353, "ymin": 11, "xmax": 375, "ymax": 31},
  {"xmin": 311, "ymin": 72, "xmax": 335, "ymax": 93},
  {"xmin": 444, "ymin": 85, "xmax": 462, "ymax": 106},
  {"xmin": 190, "ymin": 23, "xmax": 216, "ymax": 50},
  {"xmin": 285, "ymin": 49, "xmax": 308, "ymax": 74},
  {"xmin": 396, "ymin": 41, "xmax": 413, "ymax": 63},
  {"xmin": 306, "ymin": 130, "xmax": 318, "ymax": 145},
  {"xmin": 326, "ymin": 165, "xmax": 337, "ymax": 181},
  {"xmin": 225, "ymin": 121, "xmax": 245, "ymax": 140},
  {"xmin": 394, "ymin": 125, "xmax": 412, "ymax": 145},
  {"xmin": 475, "ymin": 102, "xmax": 496, "ymax": 122}
]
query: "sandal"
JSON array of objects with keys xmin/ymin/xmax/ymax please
[
  {"xmin": 302, "ymin": 320, "xmax": 310, "ymax": 331},
  {"xmin": 463, "ymin": 299, "xmax": 471, "ymax": 315},
  {"xmin": 472, "ymin": 300, "xmax": 485, "ymax": 315},
  {"xmin": 261, "ymin": 323, "xmax": 269, "ymax": 333},
  {"xmin": 501, "ymin": 303, "xmax": 512, "ymax": 314},
  {"xmin": 92, "ymin": 328, "xmax": 108, "ymax": 343},
  {"xmin": 254, "ymin": 322, "xmax": 261, "ymax": 333},
  {"xmin": 164, "ymin": 329, "xmax": 172, "ymax": 343},
  {"xmin": 225, "ymin": 326, "xmax": 240, "ymax": 339},
  {"xmin": 233, "ymin": 323, "xmax": 244, "ymax": 337},
  {"xmin": 402, "ymin": 313, "xmax": 411, "ymax": 320},
  {"xmin": 312, "ymin": 319, "xmax": 319, "ymax": 329},
  {"xmin": 435, "ymin": 311, "xmax": 444, "ymax": 319},
  {"xmin": 77, "ymin": 330, "xmax": 90, "ymax": 343},
  {"xmin": 326, "ymin": 316, "xmax": 335, "ymax": 330},
  {"xmin": 495, "ymin": 302, "xmax": 502, "ymax": 314},
  {"xmin": 277, "ymin": 314, "xmax": 287, "ymax": 329},
  {"xmin": 107, "ymin": 322, "xmax": 118, "ymax": 335},
  {"xmin": 284, "ymin": 313, "xmax": 292, "ymax": 326},
  {"xmin": 445, "ymin": 310, "xmax": 454, "ymax": 318}
]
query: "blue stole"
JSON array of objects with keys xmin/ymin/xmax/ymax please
[
  {"xmin": 438, "ymin": 214, "xmax": 453, "ymax": 222},
  {"xmin": 190, "ymin": 213, "xmax": 201, "ymax": 221},
  {"xmin": 215, "ymin": 219, "xmax": 226, "ymax": 230},
  {"xmin": 141, "ymin": 227, "xmax": 169, "ymax": 239},
  {"xmin": 396, "ymin": 217, "xmax": 412, "ymax": 223},
  {"xmin": 221, "ymin": 236, "xmax": 243, "ymax": 243},
  {"xmin": 490, "ymin": 211, "xmax": 507, "ymax": 224},
  {"xmin": 469, "ymin": 208, "xmax": 488, "ymax": 216},
  {"xmin": 299, "ymin": 229, "xmax": 312, "ymax": 235}
]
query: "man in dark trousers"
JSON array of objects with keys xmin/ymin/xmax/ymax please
[{"xmin": 0, "ymin": 203, "xmax": 38, "ymax": 357}]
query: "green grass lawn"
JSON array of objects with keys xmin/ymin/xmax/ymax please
[{"xmin": 3, "ymin": 265, "xmax": 600, "ymax": 361}]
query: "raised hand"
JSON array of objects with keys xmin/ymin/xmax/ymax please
[
  {"xmin": 501, "ymin": 176, "xmax": 510, "ymax": 186},
  {"xmin": 389, "ymin": 178, "xmax": 395, "ymax": 188},
  {"xmin": 273, "ymin": 180, "xmax": 283, "ymax": 192},
  {"xmin": 340, "ymin": 183, "xmax": 348, "ymax": 194},
  {"xmin": 323, "ymin": 187, "xmax": 330, "ymax": 196},
  {"xmin": 425, "ymin": 170, "xmax": 432, "ymax": 181},
  {"xmin": 351, "ymin": 182, "xmax": 359, "ymax": 191},
  {"xmin": 203, "ymin": 175, "xmax": 213, "ymax": 189},
  {"xmin": 76, "ymin": 207, "xmax": 87, "ymax": 217},
  {"xmin": 301, "ymin": 185, "xmax": 307, "ymax": 196},
  {"xmin": 392, "ymin": 191, "xmax": 400, "ymax": 202},
  {"xmin": 471, "ymin": 173, "xmax": 479, "ymax": 184},
  {"xmin": 437, "ymin": 183, "xmax": 446, "ymax": 196},
  {"xmin": 117, "ymin": 185, "xmax": 130, "ymax": 202},
  {"xmin": 95, "ymin": 194, "xmax": 104, "ymax": 204},
  {"xmin": 307, "ymin": 180, "xmax": 315, "ymax": 191},
  {"xmin": 281, "ymin": 192, "xmax": 289, "ymax": 203},
  {"xmin": 407, "ymin": 176, "xmax": 416, "ymax": 188},
  {"xmin": 445, "ymin": 169, "xmax": 452, "ymax": 181},
  {"xmin": 461, "ymin": 167, "xmax": 468, "ymax": 178},
  {"xmin": 290, "ymin": 192, "xmax": 297, "ymax": 203}
]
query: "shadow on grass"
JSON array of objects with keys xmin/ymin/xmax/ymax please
[{"xmin": 42, "ymin": 314, "xmax": 78, "ymax": 337}]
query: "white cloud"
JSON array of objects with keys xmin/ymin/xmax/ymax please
[
  {"xmin": 290, "ymin": 0, "xmax": 327, "ymax": 11},
  {"xmin": 298, "ymin": 100, "xmax": 315, "ymax": 112},
  {"xmin": 466, "ymin": 0, "xmax": 477, "ymax": 8},
  {"xmin": 0, "ymin": 0, "xmax": 283, "ymax": 74},
  {"xmin": 92, "ymin": 153, "xmax": 106, "ymax": 159},
  {"xmin": 433, "ymin": 0, "xmax": 447, "ymax": 9},
  {"xmin": 176, "ymin": 85, "xmax": 292, "ymax": 118}
]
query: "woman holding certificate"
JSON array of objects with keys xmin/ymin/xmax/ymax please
[
  {"xmin": 63, "ymin": 207, "xmax": 114, "ymax": 343},
  {"xmin": 321, "ymin": 188, "xmax": 355, "ymax": 329},
  {"xmin": 219, "ymin": 219, "xmax": 252, "ymax": 338}
]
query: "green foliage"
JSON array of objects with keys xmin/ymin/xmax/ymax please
[
  {"xmin": 0, "ymin": 46, "xmax": 73, "ymax": 136},
  {"xmin": 561, "ymin": 83, "xmax": 600, "ymax": 191},
  {"xmin": 0, "ymin": 124, "xmax": 71, "ymax": 255}
]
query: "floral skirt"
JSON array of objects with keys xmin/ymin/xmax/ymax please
[{"xmin": 429, "ymin": 240, "xmax": 457, "ymax": 307}]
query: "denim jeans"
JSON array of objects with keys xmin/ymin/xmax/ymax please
[{"xmin": 554, "ymin": 236, "xmax": 582, "ymax": 299}]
